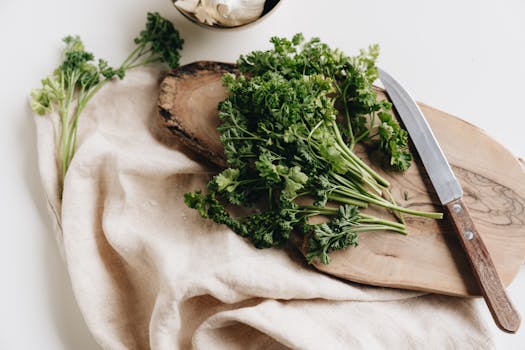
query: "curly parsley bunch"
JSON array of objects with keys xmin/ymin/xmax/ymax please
[{"xmin": 185, "ymin": 34, "xmax": 442, "ymax": 264}]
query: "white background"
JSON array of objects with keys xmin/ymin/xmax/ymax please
[{"xmin": 1, "ymin": 0, "xmax": 524, "ymax": 348}]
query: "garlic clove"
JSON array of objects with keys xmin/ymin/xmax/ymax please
[
  {"xmin": 174, "ymin": 0, "xmax": 200, "ymax": 13},
  {"xmin": 213, "ymin": 0, "xmax": 266, "ymax": 27},
  {"xmin": 195, "ymin": 5, "xmax": 217, "ymax": 26}
]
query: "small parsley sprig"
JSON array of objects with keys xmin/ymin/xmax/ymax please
[{"xmin": 31, "ymin": 12, "xmax": 183, "ymax": 191}]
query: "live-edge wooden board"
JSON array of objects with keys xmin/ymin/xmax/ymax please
[{"xmin": 158, "ymin": 61, "xmax": 525, "ymax": 297}]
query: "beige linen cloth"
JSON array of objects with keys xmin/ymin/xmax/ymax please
[{"xmin": 35, "ymin": 67, "xmax": 494, "ymax": 350}]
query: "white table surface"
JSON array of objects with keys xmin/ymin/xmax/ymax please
[{"xmin": 1, "ymin": 0, "xmax": 524, "ymax": 348}]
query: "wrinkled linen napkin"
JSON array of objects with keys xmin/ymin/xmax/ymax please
[{"xmin": 35, "ymin": 67, "xmax": 494, "ymax": 350}]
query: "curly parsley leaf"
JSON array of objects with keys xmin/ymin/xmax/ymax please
[{"xmin": 238, "ymin": 35, "xmax": 411, "ymax": 171}]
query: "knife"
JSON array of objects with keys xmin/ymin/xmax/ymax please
[{"xmin": 378, "ymin": 69, "xmax": 521, "ymax": 333}]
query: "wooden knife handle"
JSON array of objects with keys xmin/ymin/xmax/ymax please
[{"xmin": 445, "ymin": 198, "xmax": 521, "ymax": 333}]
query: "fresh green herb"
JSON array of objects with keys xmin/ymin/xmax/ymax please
[
  {"xmin": 238, "ymin": 34, "xmax": 412, "ymax": 171},
  {"xmin": 306, "ymin": 204, "xmax": 407, "ymax": 265},
  {"xmin": 31, "ymin": 12, "xmax": 183, "ymax": 190},
  {"xmin": 185, "ymin": 36, "xmax": 442, "ymax": 264}
]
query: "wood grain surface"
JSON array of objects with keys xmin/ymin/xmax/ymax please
[{"xmin": 158, "ymin": 61, "xmax": 525, "ymax": 297}]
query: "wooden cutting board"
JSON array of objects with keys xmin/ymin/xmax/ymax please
[{"xmin": 158, "ymin": 61, "xmax": 525, "ymax": 297}]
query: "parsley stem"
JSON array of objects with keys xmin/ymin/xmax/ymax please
[
  {"xmin": 121, "ymin": 44, "xmax": 143, "ymax": 68},
  {"xmin": 327, "ymin": 194, "xmax": 368, "ymax": 208},
  {"xmin": 331, "ymin": 188, "xmax": 442, "ymax": 219},
  {"xmin": 331, "ymin": 121, "xmax": 390, "ymax": 187},
  {"xmin": 354, "ymin": 129, "xmax": 370, "ymax": 144},
  {"xmin": 357, "ymin": 214, "xmax": 405, "ymax": 230},
  {"xmin": 384, "ymin": 189, "xmax": 406, "ymax": 224},
  {"xmin": 352, "ymin": 225, "xmax": 407, "ymax": 235},
  {"xmin": 330, "ymin": 154, "xmax": 383, "ymax": 195}
]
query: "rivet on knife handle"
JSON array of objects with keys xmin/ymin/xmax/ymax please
[{"xmin": 446, "ymin": 198, "xmax": 521, "ymax": 333}]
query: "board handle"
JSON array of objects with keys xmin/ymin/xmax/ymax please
[{"xmin": 445, "ymin": 198, "xmax": 521, "ymax": 333}]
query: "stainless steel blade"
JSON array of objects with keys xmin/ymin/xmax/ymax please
[{"xmin": 378, "ymin": 69, "xmax": 463, "ymax": 204}]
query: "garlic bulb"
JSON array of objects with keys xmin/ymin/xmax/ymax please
[{"xmin": 174, "ymin": 0, "xmax": 266, "ymax": 27}]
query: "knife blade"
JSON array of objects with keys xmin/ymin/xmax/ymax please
[{"xmin": 378, "ymin": 68, "xmax": 521, "ymax": 333}]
